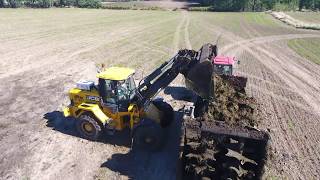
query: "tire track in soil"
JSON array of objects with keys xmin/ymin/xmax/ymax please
[
  {"xmin": 69, "ymin": 16, "xmax": 178, "ymax": 64},
  {"xmin": 238, "ymin": 59, "xmax": 294, "ymax": 178},
  {"xmin": 198, "ymin": 16, "xmax": 317, "ymax": 177},
  {"xmin": 106, "ymin": 18, "xmax": 180, "ymax": 73},
  {"xmin": 198, "ymin": 16, "xmax": 320, "ymax": 178},
  {"xmin": 171, "ymin": 11, "xmax": 192, "ymax": 88},
  {"xmin": 221, "ymin": 21, "xmax": 320, "ymax": 115},
  {"xmin": 245, "ymin": 20, "xmax": 319, "ymax": 179},
  {"xmin": 239, "ymin": 49, "xmax": 306, "ymax": 178},
  {"xmin": 115, "ymin": 18, "xmax": 178, "ymax": 59},
  {"xmin": 0, "ymin": 12, "xmax": 152, "ymax": 74},
  {"xmin": 172, "ymin": 11, "xmax": 186, "ymax": 54},
  {"xmin": 0, "ymin": 16, "xmax": 176, "ymax": 80},
  {"xmin": 183, "ymin": 11, "xmax": 192, "ymax": 50},
  {"xmin": 249, "ymin": 84, "xmax": 315, "ymax": 114},
  {"xmin": 0, "ymin": 14, "xmax": 183, "ymax": 180},
  {"xmin": 248, "ymin": 46, "xmax": 320, "ymax": 179},
  {"xmin": 220, "ymin": 33, "xmax": 320, "ymax": 57},
  {"xmin": 249, "ymin": 45, "xmax": 320, "ymax": 115},
  {"xmin": 262, "ymin": 43, "xmax": 320, "ymax": 171},
  {"xmin": 233, "ymin": 20, "xmax": 320, "ymax": 179}
]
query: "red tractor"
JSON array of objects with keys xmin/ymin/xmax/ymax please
[
  {"xmin": 212, "ymin": 55, "xmax": 239, "ymax": 76},
  {"xmin": 211, "ymin": 55, "xmax": 247, "ymax": 92}
]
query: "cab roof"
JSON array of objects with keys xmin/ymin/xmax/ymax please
[
  {"xmin": 97, "ymin": 67, "xmax": 135, "ymax": 81},
  {"xmin": 213, "ymin": 56, "xmax": 235, "ymax": 65}
]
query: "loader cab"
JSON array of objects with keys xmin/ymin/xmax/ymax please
[{"xmin": 97, "ymin": 67, "xmax": 136, "ymax": 112}]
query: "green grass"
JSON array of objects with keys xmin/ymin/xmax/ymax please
[
  {"xmin": 244, "ymin": 12, "xmax": 277, "ymax": 26},
  {"xmin": 287, "ymin": 12, "xmax": 320, "ymax": 24},
  {"xmin": 288, "ymin": 38, "xmax": 320, "ymax": 65},
  {"xmin": 287, "ymin": 119, "xmax": 295, "ymax": 131}
]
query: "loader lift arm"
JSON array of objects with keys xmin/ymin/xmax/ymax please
[
  {"xmin": 137, "ymin": 44, "xmax": 217, "ymax": 106},
  {"xmin": 137, "ymin": 50, "xmax": 194, "ymax": 102}
]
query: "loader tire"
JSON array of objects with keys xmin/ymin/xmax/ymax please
[
  {"xmin": 77, "ymin": 114, "xmax": 102, "ymax": 141},
  {"xmin": 133, "ymin": 123, "xmax": 164, "ymax": 152},
  {"xmin": 152, "ymin": 100, "xmax": 174, "ymax": 127}
]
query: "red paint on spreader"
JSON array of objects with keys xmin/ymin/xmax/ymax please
[{"xmin": 213, "ymin": 56, "xmax": 236, "ymax": 65}]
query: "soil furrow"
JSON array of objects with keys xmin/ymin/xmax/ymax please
[
  {"xmin": 183, "ymin": 11, "xmax": 192, "ymax": 49},
  {"xmin": 172, "ymin": 11, "xmax": 186, "ymax": 54}
]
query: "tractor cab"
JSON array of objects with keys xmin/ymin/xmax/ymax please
[
  {"xmin": 97, "ymin": 67, "xmax": 136, "ymax": 112},
  {"xmin": 212, "ymin": 56, "xmax": 237, "ymax": 76}
]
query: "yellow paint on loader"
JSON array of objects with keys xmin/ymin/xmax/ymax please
[
  {"xmin": 63, "ymin": 107, "xmax": 71, "ymax": 117},
  {"xmin": 97, "ymin": 67, "xmax": 135, "ymax": 80},
  {"xmin": 77, "ymin": 103, "xmax": 109, "ymax": 125}
]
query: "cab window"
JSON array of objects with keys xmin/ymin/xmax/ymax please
[
  {"xmin": 99, "ymin": 79, "xmax": 117, "ymax": 104},
  {"xmin": 117, "ymin": 76, "xmax": 136, "ymax": 101},
  {"xmin": 223, "ymin": 65, "xmax": 232, "ymax": 75},
  {"xmin": 214, "ymin": 64, "xmax": 232, "ymax": 75}
]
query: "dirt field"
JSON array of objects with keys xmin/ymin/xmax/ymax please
[{"xmin": 1, "ymin": 9, "xmax": 320, "ymax": 180}]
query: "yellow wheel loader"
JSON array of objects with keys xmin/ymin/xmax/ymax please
[{"xmin": 63, "ymin": 44, "xmax": 217, "ymax": 151}]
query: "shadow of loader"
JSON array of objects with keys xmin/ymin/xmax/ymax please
[
  {"xmin": 43, "ymin": 111, "xmax": 131, "ymax": 147},
  {"xmin": 99, "ymin": 111, "xmax": 184, "ymax": 180},
  {"xmin": 164, "ymin": 86, "xmax": 194, "ymax": 102}
]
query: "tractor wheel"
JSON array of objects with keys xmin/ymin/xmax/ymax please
[
  {"xmin": 76, "ymin": 114, "xmax": 102, "ymax": 141},
  {"xmin": 133, "ymin": 123, "xmax": 164, "ymax": 152},
  {"xmin": 152, "ymin": 100, "xmax": 174, "ymax": 127}
]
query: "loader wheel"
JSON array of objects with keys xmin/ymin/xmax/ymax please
[
  {"xmin": 76, "ymin": 114, "xmax": 102, "ymax": 141},
  {"xmin": 133, "ymin": 123, "xmax": 164, "ymax": 152},
  {"xmin": 152, "ymin": 100, "xmax": 174, "ymax": 127}
]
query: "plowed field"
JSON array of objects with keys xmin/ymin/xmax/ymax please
[{"xmin": 1, "ymin": 9, "xmax": 320, "ymax": 180}]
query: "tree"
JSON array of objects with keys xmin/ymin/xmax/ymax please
[
  {"xmin": 8, "ymin": 0, "xmax": 18, "ymax": 7},
  {"xmin": 212, "ymin": 0, "xmax": 246, "ymax": 11},
  {"xmin": 0, "ymin": 0, "xmax": 5, "ymax": 8},
  {"xmin": 299, "ymin": 0, "xmax": 304, "ymax": 10},
  {"xmin": 261, "ymin": 0, "xmax": 276, "ymax": 10},
  {"xmin": 315, "ymin": 0, "xmax": 320, "ymax": 9},
  {"xmin": 78, "ymin": 0, "xmax": 101, "ymax": 8},
  {"xmin": 252, "ymin": 0, "xmax": 257, "ymax": 11}
]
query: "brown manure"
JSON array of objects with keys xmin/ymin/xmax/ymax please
[{"xmin": 181, "ymin": 75, "xmax": 269, "ymax": 180}]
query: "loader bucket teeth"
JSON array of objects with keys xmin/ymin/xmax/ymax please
[{"xmin": 185, "ymin": 60, "xmax": 214, "ymax": 99}]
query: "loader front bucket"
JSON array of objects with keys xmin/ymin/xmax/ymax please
[
  {"xmin": 184, "ymin": 43, "xmax": 217, "ymax": 99},
  {"xmin": 185, "ymin": 60, "xmax": 213, "ymax": 99}
]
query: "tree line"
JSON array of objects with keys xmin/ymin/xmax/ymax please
[
  {"xmin": 0, "ymin": 0, "xmax": 101, "ymax": 8},
  {"xmin": 198, "ymin": 0, "xmax": 320, "ymax": 11}
]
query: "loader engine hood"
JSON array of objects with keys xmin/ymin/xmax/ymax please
[{"xmin": 68, "ymin": 87, "xmax": 100, "ymax": 106}]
